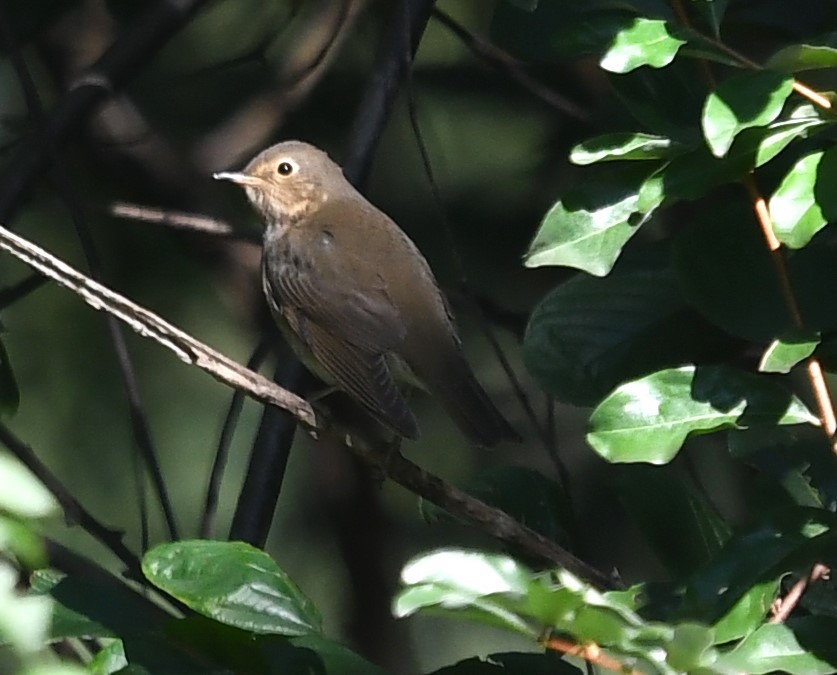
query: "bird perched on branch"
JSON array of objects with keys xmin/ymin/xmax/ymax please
[{"xmin": 215, "ymin": 141, "xmax": 518, "ymax": 446}]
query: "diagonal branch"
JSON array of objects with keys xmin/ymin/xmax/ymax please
[
  {"xmin": 0, "ymin": 223, "xmax": 615, "ymax": 588},
  {"xmin": 0, "ymin": 223, "xmax": 316, "ymax": 426}
]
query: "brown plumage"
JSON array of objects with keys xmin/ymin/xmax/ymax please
[{"xmin": 215, "ymin": 140, "xmax": 519, "ymax": 446}]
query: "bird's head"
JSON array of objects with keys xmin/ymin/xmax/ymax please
[{"xmin": 214, "ymin": 141, "xmax": 350, "ymax": 226}]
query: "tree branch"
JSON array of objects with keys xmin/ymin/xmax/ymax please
[
  {"xmin": 0, "ymin": 222, "xmax": 615, "ymax": 587},
  {"xmin": 0, "ymin": 223, "xmax": 316, "ymax": 426}
]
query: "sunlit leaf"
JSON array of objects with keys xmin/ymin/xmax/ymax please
[
  {"xmin": 587, "ymin": 366, "xmax": 818, "ymax": 464},
  {"xmin": 702, "ymin": 71, "xmax": 794, "ymax": 157},
  {"xmin": 570, "ymin": 132, "xmax": 675, "ymax": 164},
  {"xmin": 524, "ymin": 165, "xmax": 662, "ymax": 276},
  {"xmin": 713, "ymin": 619, "xmax": 837, "ymax": 674},
  {"xmin": 767, "ymin": 38, "xmax": 837, "ymax": 72},
  {"xmin": 143, "ymin": 541, "xmax": 321, "ymax": 636},
  {"xmin": 769, "ymin": 147, "xmax": 837, "ymax": 248},
  {"xmin": 600, "ymin": 18, "xmax": 686, "ymax": 73},
  {"xmin": 759, "ymin": 332, "xmax": 820, "ymax": 373}
]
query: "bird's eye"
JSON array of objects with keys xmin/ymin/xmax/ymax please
[{"xmin": 277, "ymin": 160, "xmax": 297, "ymax": 176}]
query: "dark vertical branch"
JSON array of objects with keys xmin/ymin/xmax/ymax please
[
  {"xmin": 229, "ymin": 345, "xmax": 305, "ymax": 546},
  {"xmin": 202, "ymin": 333, "xmax": 273, "ymax": 539},
  {"xmin": 343, "ymin": 0, "xmax": 437, "ymax": 187}
]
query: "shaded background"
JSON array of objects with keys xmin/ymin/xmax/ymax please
[{"xmin": 0, "ymin": 0, "xmax": 811, "ymax": 672}]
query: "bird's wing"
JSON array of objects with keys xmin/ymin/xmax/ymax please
[
  {"xmin": 287, "ymin": 310, "xmax": 418, "ymax": 439},
  {"xmin": 266, "ymin": 223, "xmax": 405, "ymax": 353},
  {"xmin": 263, "ymin": 215, "xmax": 416, "ymax": 437}
]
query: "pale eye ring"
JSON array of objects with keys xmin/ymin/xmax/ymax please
[{"xmin": 277, "ymin": 159, "xmax": 298, "ymax": 176}]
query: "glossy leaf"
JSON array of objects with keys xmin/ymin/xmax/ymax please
[
  {"xmin": 713, "ymin": 619, "xmax": 837, "ymax": 674},
  {"xmin": 524, "ymin": 165, "xmax": 662, "ymax": 276},
  {"xmin": 767, "ymin": 40, "xmax": 837, "ymax": 72},
  {"xmin": 711, "ymin": 578, "xmax": 778, "ymax": 644},
  {"xmin": 683, "ymin": 508, "xmax": 835, "ymax": 625},
  {"xmin": 770, "ymin": 147, "xmax": 837, "ymax": 248},
  {"xmin": 759, "ymin": 332, "xmax": 820, "ymax": 373},
  {"xmin": 524, "ymin": 253, "xmax": 733, "ymax": 406},
  {"xmin": 600, "ymin": 18, "xmax": 686, "ymax": 73},
  {"xmin": 143, "ymin": 540, "xmax": 321, "ymax": 636},
  {"xmin": 570, "ymin": 132, "xmax": 674, "ymax": 164},
  {"xmin": 587, "ymin": 366, "xmax": 818, "ymax": 464},
  {"xmin": 702, "ymin": 71, "xmax": 794, "ymax": 157},
  {"xmin": 490, "ymin": 4, "xmax": 674, "ymax": 63},
  {"xmin": 754, "ymin": 103, "xmax": 832, "ymax": 167}
]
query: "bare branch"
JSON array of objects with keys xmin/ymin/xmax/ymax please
[
  {"xmin": 0, "ymin": 423, "xmax": 144, "ymax": 582},
  {"xmin": 0, "ymin": 223, "xmax": 316, "ymax": 427},
  {"xmin": 0, "ymin": 223, "xmax": 615, "ymax": 587},
  {"xmin": 109, "ymin": 201, "xmax": 252, "ymax": 240}
]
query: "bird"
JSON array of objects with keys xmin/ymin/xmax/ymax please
[{"xmin": 214, "ymin": 140, "xmax": 519, "ymax": 446}]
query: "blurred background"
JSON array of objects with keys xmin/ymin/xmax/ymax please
[{"xmin": 0, "ymin": 0, "xmax": 795, "ymax": 672}]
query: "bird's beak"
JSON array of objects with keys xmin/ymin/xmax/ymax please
[{"xmin": 213, "ymin": 171, "xmax": 263, "ymax": 187}]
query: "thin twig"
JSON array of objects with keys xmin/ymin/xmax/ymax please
[
  {"xmin": 543, "ymin": 635, "xmax": 640, "ymax": 675},
  {"xmin": 109, "ymin": 202, "xmax": 255, "ymax": 241},
  {"xmin": 200, "ymin": 335, "xmax": 273, "ymax": 539},
  {"xmin": 744, "ymin": 177, "xmax": 837, "ymax": 441},
  {"xmin": 669, "ymin": 0, "xmax": 837, "ymax": 452},
  {"xmin": 0, "ymin": 423, "xmax": 144, "ymax": 581},
  {"xmin": 404, "ymin": 54, "xmax": 567, "ymax": 480},
  {"xmin": 770, "ymin": 563, "xmax": 830, "ymax": 623},
  {"xmin": 430, "ymin": 7, "xmax": 589, "ymax": 122},
  {"xmin": 0, "ymin": 223, "xmax": 317, "ymax": 426},
  {"xmin": 350, "ymin": 436, "xmax": 616, "ymax": 588}
]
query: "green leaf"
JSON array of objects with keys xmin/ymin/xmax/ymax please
[
  {"xmin": 754, "ymin": 103, "xmax": 832, "ymax": 167},
  {"xmin": 600, "ymin": 18, "xmax": 686, "ymax": 73},
  {"xmin": 702, "ymin": 71, "xmax": 794, "ymax": 157},
  {"xmin": 759, "ymin": 332, "xmax": 821, "ymax": 373},
  {"xmin": 523, "ymin": 164, "xmax": 662, "ymax": 276},
  {"xmin": 570, "ymin": 132, "xmax": 675, "ymax": 164},
  {"xmin": 490, "ymin": 5, "xmax": 674, "ymax": 63},
  {"xmin": 683, "ymin": 508, "xmax": 835, "ymax": 625},
  {"xmin": 587, "ymin": 366, "xmax": 818, "ymax": 464},
  {"xmin": 523, "ymin": 252, "xmax": 733, "ymax": 406},
  {"xmin": 674, "ymin": 201, "xmax": 837, "ymax": 341},
  {"xmin": 615, "ymin": 466, "xmax": 730, "ymax": 576},
  {"xmin": 767, "ymin": 37, "xmax": 837, "ymax": 72},
  {"xmin": 393, "ymin": 550, "xmax": 537, "ymax": 637},
  {"xmin": 713, "ymin": 619, "xmax": 837, "ymax": 674},
  {"xmin": 729, "ymin": 427, "xmax": 833, "ymax": 509},
  {"xmin": 770, "ymin": 147, "xmax": 837, "ymax": 248},
  {"xmin": 711, "ymin": 578, "xmax": 778, "ymax": 644},
  {"xmin": 0, "ymin": 561, "xmax": 53, "ymax": 655},
  {"xmin": 0, "ymin": 452, "xmax": 59, "ymax": 520},
  {"xmin": 142, "ymin": 540, "xmax": 321, "ymax": 636},
  {"xmin": 88, "ymin": 639, "xmax": 128, "ymax": 675}
]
